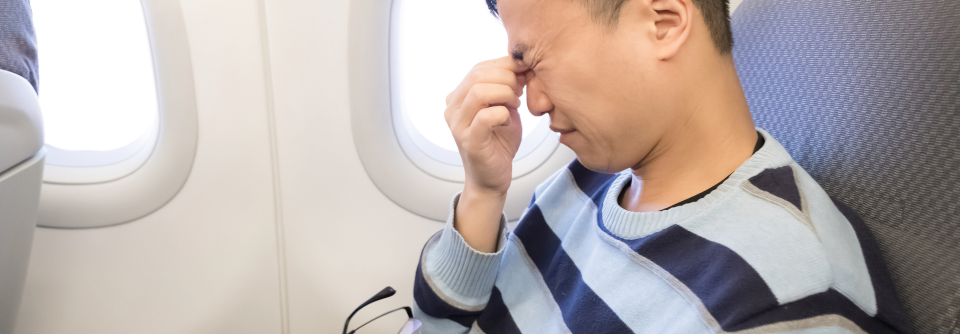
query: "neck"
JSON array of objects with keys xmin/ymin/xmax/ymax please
[{"xmin": 620, "ymin": 57, "xmax": 757, "ymax": 212}]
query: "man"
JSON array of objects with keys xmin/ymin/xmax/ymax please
[{"xmin": 412, "ymin": 0, "xmax": 910, "ymax": 332}]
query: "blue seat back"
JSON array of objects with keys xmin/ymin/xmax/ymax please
[
  {"xmin": 733, "ymin": 1, "xmax": 960, "ymax": 332},
  {"xmin": 0, "ymin": 0, "xmax": 38, "ymax": 92}
]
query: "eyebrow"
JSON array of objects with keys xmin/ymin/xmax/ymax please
[{"xmin": 511, "ymin": 43, "xmax": 529, "ymax": 62}]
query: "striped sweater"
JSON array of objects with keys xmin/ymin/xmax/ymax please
[{"xmin": 412, "ymin": 129, "xmax": 910, "ymax": 334}]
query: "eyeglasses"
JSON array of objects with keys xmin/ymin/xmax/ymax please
[{"xmin": 343, "ymin": 286, "xmax": 422, "ymax": 334}]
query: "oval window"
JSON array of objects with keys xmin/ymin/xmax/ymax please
[
  {"xmin": 33, "ymin": 0, "xmax": 199, "ymax": 229},
  {"xmin": 33, "ymin": 0, "xmax": 159, "ymax": 184}
]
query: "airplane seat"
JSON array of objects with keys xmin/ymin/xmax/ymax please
[
  {"xmin": 0, "ymin": 0, "xmax": 45, "ymax": 333},
  {"xmin": 732, "ymin": 0, "xmax": 959, "ymax": 332}
]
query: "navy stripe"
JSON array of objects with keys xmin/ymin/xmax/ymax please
[
  {"xmin": 513, "ymin": 205, "xmax": 633, "ymax": 333},
  {"xmin": 595, "ymin": 208, "xmax": 778, "ymax": 331},
  {"xmin": 413, "ymin": 236, "xmax": 482, "ymax": 328},
  {"xmin": 588, "ymin": 177, "xmax": 616, "ymax": 208},
  {"xmin": 731, "ymin": 289, "xmax": 904, "ymax": 333},
  {"xmin": 567, "ymin": 159, "xmax": 617, "ymax": 205},
  {"xmin": 476, "ymin": 286, "xmax": 522, "ymax": 334},
  {"xmin": 832, "ymin": 198, "xmax": 913, "ymax": 334},
  {"xmin": 748, "ymin": 166, "xmax": 803, "ymax": 211}
]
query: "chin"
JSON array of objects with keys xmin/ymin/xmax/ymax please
[{"xmin": 570, "ymin": 149, "xmax": 630, "ymax": 174}]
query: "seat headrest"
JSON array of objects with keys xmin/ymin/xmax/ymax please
[{"xmin": 0, "ymin": 69, "xmax": 43, "ymax": 174}]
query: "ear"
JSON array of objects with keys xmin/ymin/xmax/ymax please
[{"xmin": 650, "ymin": 0, "xmax": 691, "ymax": 60}]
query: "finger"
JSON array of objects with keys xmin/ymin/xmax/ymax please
[
  {"xmin": 473, "ymin": 66, "xmax": 523, "ymax": 96},
  {"xmin": 472, "ymin": 105, "xmax": 512, "ymax": 129},
  {"xmin": 476, "ymin": 55, "xmax": 530, "ymax": 74},
  {"xmin": 506, "ymin": 106, "xmax": 520, "ymax": 127},
  {"xmin": 476, "ymin": 56, "xmax": 529, "ymax": 96},
  {"xmin": 450, "ymin": 83, "xmax": 520, "ymax": 132},
  {"xmin": 516, "ymin": 71, "xmax": 529, "ymax": 93},
  {"xmin": 448, "ymin": 56, "xmax": 529, "ymax": 106},
  {"xmin": 447, "ymin": 66, "xmax": 524, "ymax": 107},
  {"xmin": 452, "ymin": 83, "xmax": 522, "ymax": 131},
  {"xmin": 493, "ymin": 106, "xmax": 523, "ymax": 129}
]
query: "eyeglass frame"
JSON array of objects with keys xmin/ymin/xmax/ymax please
[{"xmin": 343, "ymin": 286, "xmax": 420, "ymax": 334}]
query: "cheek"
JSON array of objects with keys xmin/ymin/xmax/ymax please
[{"xmin": 581, "ymin": 117, "xmax": 648, "ymax": 171}]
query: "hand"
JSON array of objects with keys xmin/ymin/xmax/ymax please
[
  {"xmin": 446, "ymin": 56, "xmax": 528, "ymax": 197},
  {"xmin": 444, "ymin": 56, "xmax": 528, "ymax": 252}
]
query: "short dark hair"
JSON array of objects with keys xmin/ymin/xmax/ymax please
[{"xmin": 486, "ymin": 0, "xmax": 733, "ymax": 54}]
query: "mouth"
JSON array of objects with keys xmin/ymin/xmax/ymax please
[{"xmin": 549, "ymin": 126, "xmax": 576, "ymax": 135}]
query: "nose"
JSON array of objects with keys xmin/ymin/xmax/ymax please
[{"xmin": 525, "ymin": 76, "xmax": 554, "ymax": 117}]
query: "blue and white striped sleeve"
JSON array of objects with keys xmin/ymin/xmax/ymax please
[{"xmin": 412, "ymin": 193, "xmax": 507, "ymax": 334}]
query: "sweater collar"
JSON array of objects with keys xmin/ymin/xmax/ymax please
[{"xmin": 598, "ymin": 128, "xmax": 796, "ymax": 240}]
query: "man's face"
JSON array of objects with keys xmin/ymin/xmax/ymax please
[{"xmin": 500, "ymin": 0, "xmax": 683, "ymax": 173}]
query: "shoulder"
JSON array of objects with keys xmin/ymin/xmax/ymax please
[
  {"xmin": 674, "ymin": 163, "xmax": 909, "ymax": 332},
  {"xmin": 681, "ymin": 163, "xmax": 835, "ymax": 305},
  {"xmin": 791, "ymin": 164, "xmax": 907, "ymax": 324},
  {"xmin": 686, "ymin": 162, "xmax": 889, "ymax": 304},
  {"xmin": 680, "ymin": 162, "xmax": 909, "ymax": 333}
]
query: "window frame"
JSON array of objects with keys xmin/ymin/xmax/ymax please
[
  {"xmin": 37, "ymin": 0, "xmax": 198, "ymax": 229},
  {"xmin": 349, "ymin": 0, "xmax": 575, "ymax": 222},
  {"xmin": 42, "ymin": 119, "xmax": 158, "ymax": 184}
]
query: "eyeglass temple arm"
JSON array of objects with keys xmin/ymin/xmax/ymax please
[
  {"xmin": 346, "ymin": 306, "xmax": 414, "ymax": 334},
  {"xmin": 343, "ymin": 286, "xmax": 397, "ymax": 334}
]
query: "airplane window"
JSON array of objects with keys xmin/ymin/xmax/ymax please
[
  {"xmin": 350, "ymin": 0, "xmax": 573, "ymax": 221},
  {"xmin": 34, "ymin": 0, "xmax": 199, "ymax": 228},
  {"xmin": 393, "ymin": 0, "xmax": 550, "ymax": 165},
  {"xmin": 32, "ymin": 0, "xmax": 158, "ymax": 171}
]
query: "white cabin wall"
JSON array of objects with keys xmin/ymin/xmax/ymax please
[
  {"xmin": 14, "ymin": 0, "xmax": 286, "ymax": 333},
  {"xmin": 260, "ymin": 0, "xmax": 442, "ymax": 332}
]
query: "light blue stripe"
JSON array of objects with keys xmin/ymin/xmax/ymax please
[
  {"xmin": 496, "ymin": 237, "xmax": 572, "ymax": 334},
  {"xmin": 412, "ymin": 300, "xmax": 472, "ymax": 333},
  {"xmin": 534, "ymin": 169, "xmax": 591, "ymax": 233},
  {"xmin": 779, "ymin": 326, "xmax": 858, "ymax": 334},
  {"xmin": 794, "ymin": 167, "xmax": 876, "ymax": 315},
  {"xmin": 533, "ymin": 165, "xmax": 569, "ymax": 201}
]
